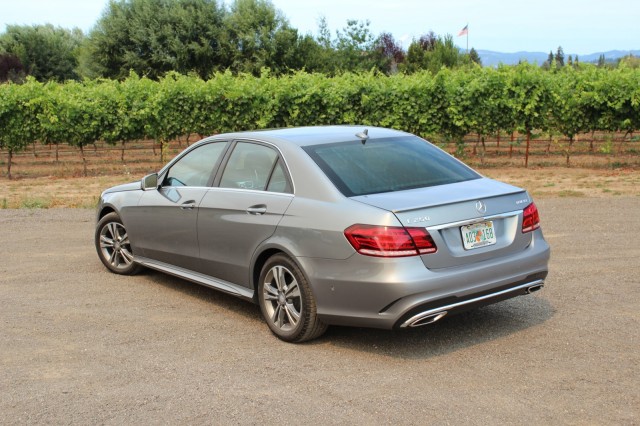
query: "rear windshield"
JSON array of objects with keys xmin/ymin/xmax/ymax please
[{"xmin": 303, "ymin": 136, "xmax": 480, "ymax": 197}]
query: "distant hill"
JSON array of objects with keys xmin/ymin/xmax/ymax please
[{"xmin": 476, "ymin": 49, "xmax": 640, "ymax": 66}]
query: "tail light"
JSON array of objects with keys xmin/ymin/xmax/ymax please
[
  {"xmin": 522, "ymin": 202, "xmax": 541, "ymax": 233},
  {"xmin": 344, "ymin": 224, "xmax": 437, "ymax": 257}
]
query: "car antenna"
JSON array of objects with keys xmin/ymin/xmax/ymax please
[{"xmin": 356, "ymin": 129, "xmax": 369, "ymax": 145}]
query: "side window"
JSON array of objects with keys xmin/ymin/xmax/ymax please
[
  {"xmin": 220, "ymin": 143, "xmax": 278, "ymax": 191},
  {"xmin": 164, "ymin": 142, "xmax": 227, "ymax": 187},
  {"xmin": 266, "ymin": 161, "xmax": 292, "ymax": 193}
]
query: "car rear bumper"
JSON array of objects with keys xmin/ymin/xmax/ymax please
[
  {"xmin": 393, "ymin": 272, "xmax": 546, "ymax": 328},
  {"xmin": 297, "ymin": 229, "xmax": 550, "ymax": 329}
]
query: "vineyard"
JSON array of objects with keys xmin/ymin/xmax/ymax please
[{"xmin": 1, "ymin": 63, "xmax": 639, "ymax": 179}]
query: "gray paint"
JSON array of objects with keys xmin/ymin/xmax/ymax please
[{"xmin": 97, "ymin": 126, "xmax": 550, "ymax": 330}]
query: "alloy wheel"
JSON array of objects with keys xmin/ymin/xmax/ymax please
[
  {"xmin": 262, "ymin": 265, "xmax": 302, "ymax": 331},
  {"xmin": 99, "ymin": 221, "xmax": 134, "ymax": 271}
]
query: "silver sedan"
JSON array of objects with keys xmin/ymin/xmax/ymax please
[{"xmin": 95, "ymin": 126, "xmax": 550, "ymax": 342}]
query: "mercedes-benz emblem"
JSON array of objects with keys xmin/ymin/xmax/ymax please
[{"xmin": 475, "ymin": 200, "xmax": 487, "ymax": 214}]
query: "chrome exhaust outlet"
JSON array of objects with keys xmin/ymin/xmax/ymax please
[
  {"xmin": 399, "ymin": 279, "xmax": 546, "ymax": 328},
  {"xmin": 526, "ymin": 283, "xmax": 544, "ymax": 294},
  {"xmin": 408, "ymin": 311, "xmax": 448, "ymax": 327}
]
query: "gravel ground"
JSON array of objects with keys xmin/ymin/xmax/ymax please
[{"xmin": 0, "ymin": 198, "xmax": 638, "ymax": 424}]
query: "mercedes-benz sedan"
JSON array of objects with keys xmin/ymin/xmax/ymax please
[{"xmin": 95, "ymin": 126, "xmax": 550, "ymax": 342}]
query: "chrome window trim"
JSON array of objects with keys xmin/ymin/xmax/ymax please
[
  {"xmin": 225, "ymin": 138, "xmax": 296, "ymax": 195},
  {"xmin": 158, "ymin": 139, "xmax": 232, "ymax": 188},
  {"xmin": 204, "ymin": 187, "xmax": 295, "ymax": 198}
]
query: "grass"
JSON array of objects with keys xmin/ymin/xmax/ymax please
[
  {"xmin": 557, "ymin": 190, "xmax": 586, "ymax": 197},
  {"xmin": 0, "ymin": 175, "xmax": 115, "ymax": 209},
  {"xmin": 20, "ymin": 198, "xmax": 51, "ymax": 209}
]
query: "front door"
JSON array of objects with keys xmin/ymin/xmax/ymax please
[{"xmin": 127, "ymin": 141, "xmax": 229, "ymax": 270}]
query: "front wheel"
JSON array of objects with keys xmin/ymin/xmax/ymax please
[
  {"xmin": 95, "ymin": 212, "xmax": 142, "ymax": 275},
  {"xmin": 258, "ymin": 254, "xmax": 327, "ymax": 343}
]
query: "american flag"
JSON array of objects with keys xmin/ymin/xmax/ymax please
[{"xmin": 458, "ymin": 25, "xmax": 468, "ymax": 37}]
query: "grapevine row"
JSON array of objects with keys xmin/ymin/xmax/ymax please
[{"xmin": 1, "ymin": 63, "xmax": 639, "ymax": 177}]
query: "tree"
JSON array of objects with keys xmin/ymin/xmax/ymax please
[
  {"xmin": 434, "ymin": 35, "xmax": 463, "ymax": 68},
  {"xmin": 288, "ymin": 34, "xmax": 326, "ymax": 73},
  {"xmin": 469, "ymin": 48, "xmax": 482, "ymax": 66},
  {"xmin": 597, "ymin": 54, "xmax": 606, "ymax": 67},
  {"xmin": 402, "ymin": 35, "xmax": 432, "ymax": 73},
  {"xmin": 284, "ymin": 16, "xmax": 337, "ymax": 75},
  {"xmin": 619, "ymin": 54, "xmax": 640, "ymax": 69},
  {"xmin": 374, "ymin": 32, "xmax": 405, "ymax": 74},
  {"xmin": 401, "ymin": 32, "xmax": 466, "ymax": 74},
  {"xmin": 334, "ymin": 19, "xmax": 379, "ymax": 72},
  {"xmin": 317, "ymin": 16, "xmax": 332, "ymax": 50},
  {"xmin": 0, "ymin": 53, "xmax": 25, "ymax": 83},
  {"xmin": 0, "ymin": 24, "xmax": 83, "ymax": 81},
  {"xmin": 543, "ymin": 50, "xmax": 555, "ymax": 69},
  {"xmin": 418, "ymin": 32, "xmax": 438, "ymax": 52},
  {"xmin": 556, "ymin": 46, "xmax": 565, "ymax": 67},
  {"xmin": 84, "ymin": 0, "xmax": 226, "ymax": 79},
  {"xmin": 222, "ymin": 0, "xmax": 300, "ymax": 75}
]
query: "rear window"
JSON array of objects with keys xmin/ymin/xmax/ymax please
[{"xmin": 303, "ymin": 136, "xmax": 480, "ymax": 196}]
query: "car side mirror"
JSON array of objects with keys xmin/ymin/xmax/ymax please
[{"xmin": 141, "ymin": 173, "xmax": 158, "ymax": 191}]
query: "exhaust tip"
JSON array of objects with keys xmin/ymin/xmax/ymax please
[
  {"xmin": 408, "ymin": 311, "xmax": 448, "ymax": 327},
  {"xmin": 526, "ymin": 284, "xmax": 544, "ymax": 294}
]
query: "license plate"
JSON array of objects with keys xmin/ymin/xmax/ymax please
[{"xmin": 461, "ymin": 221, "xmax": 496, "ymax": 250}]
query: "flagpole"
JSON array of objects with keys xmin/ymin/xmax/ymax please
[{"xmin": 466, "ymin": 24, "xmax": 469, "ymax": 54}]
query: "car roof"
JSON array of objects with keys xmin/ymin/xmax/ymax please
[{"xmin": 213, "ymin": 126, "xmax": 412, "ymax": 147}]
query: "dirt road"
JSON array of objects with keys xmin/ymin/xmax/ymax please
[{"xmin": 1, "ymin": 198, "xmax": 638, "ymax": 424}]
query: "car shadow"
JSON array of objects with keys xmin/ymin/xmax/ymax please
[
  {"xmin": 138, "ymin": 270, "xmax": 554, "ymax": 359},
  {"xmin": 140, "ymin": 270, "xmax": 264, "ymax": 324}
]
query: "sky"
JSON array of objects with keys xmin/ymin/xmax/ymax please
[{"xmin": 0, "ymin": 0, "xmax": 638, "ymax": 55}]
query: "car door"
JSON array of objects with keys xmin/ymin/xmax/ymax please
[
  {"xmin": 197, "ymin": 141, "xmax": 294, "ymax": 288},
  {"xmin": 128, "ymin": 141, "xmax": 229, "ymax": 271}
]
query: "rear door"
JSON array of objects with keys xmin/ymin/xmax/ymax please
[{"xmin": 196, "ymin": 141, "xmax": 294, "ymax": 288}]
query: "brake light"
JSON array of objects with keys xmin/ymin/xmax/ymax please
[
  {"xmin": 344, "ymin": 224, "xmax": 437, "ymax": 257},
  {"xmin": 522, "ymin": 202, "xmax": 541, "ymax": 233}
]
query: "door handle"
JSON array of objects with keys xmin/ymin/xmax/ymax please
[
  {"xmin": 246, "ymin": 205, "xmax": 267, "ymax": 215},
  {"xmin": 180, "ymin": 200, "xmax": 196, "ymax": 210}
]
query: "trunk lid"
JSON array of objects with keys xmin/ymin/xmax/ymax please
[{"xmin": 351, "ymin": 178, "xmax": 534, "ymax": 269}]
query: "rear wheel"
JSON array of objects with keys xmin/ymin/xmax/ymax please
[
  {"xmin": 258, "ymin": 254, "xmax": 327, "ymax": 342},
  {"xmin": 95, "ymin": 212, "xmax": 141, "ymax": 275}
]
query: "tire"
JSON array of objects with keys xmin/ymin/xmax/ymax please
[
  {"xmin": 95, "ymin": 212, "xmax": 142, "ymax": 275},
  {"xmin": 258, "ymin": 254, "xmax": 327, "ymax": 343}
]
